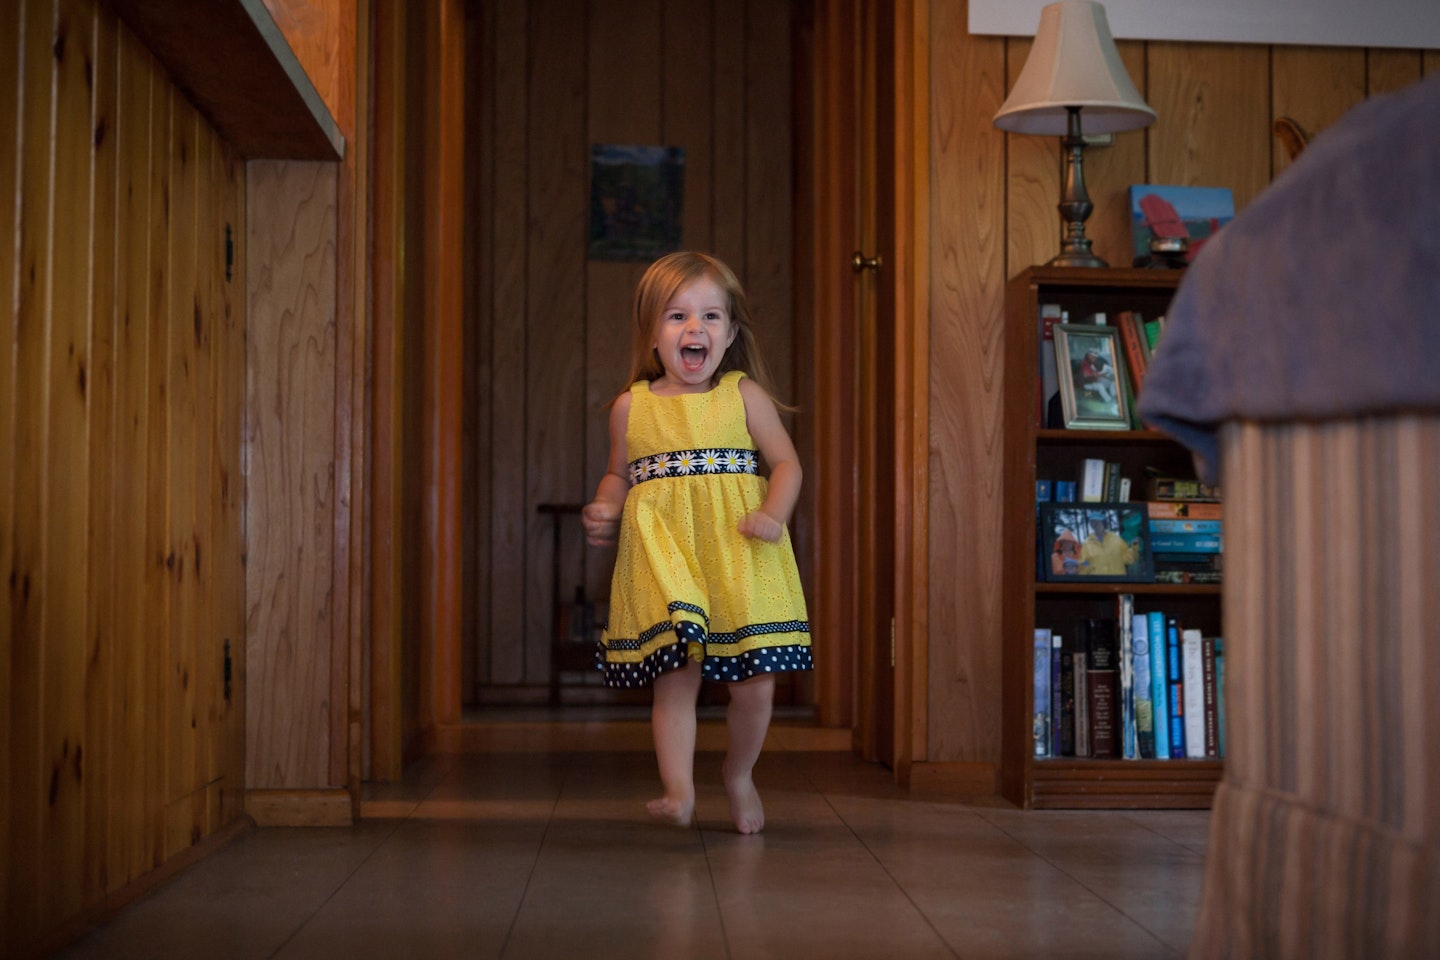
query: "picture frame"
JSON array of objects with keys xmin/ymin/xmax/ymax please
[
  {"xmin": 1039, "ymin": 502, "xmax": 1154, "ymax": 583},
  {"xmin": 1053, "ymin": 323, "xmax": 1132, "ymax": 430}
]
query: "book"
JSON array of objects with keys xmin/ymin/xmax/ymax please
[
  {"xmin": 1148, "ymin": 610, "xmax": 1170, "ymax": 759},
  {"xmin": 1039, "ymin": 304, "xmax": 1063, "ymax": 427},
  {"xmin": 1181, "ymin": 628, "xmax": 1206, "ymax": 759},
  {"xmin": 1050, "ymin": 632, "xmax": 1065, "ymax": 757},
  {"xmin": 1146, "ymin": 476, "xmax": 1222, "ymax": 502},
  {"xmin": 1166, "ymin": 618, "xmax": 1186, "ymax": 758},
  {"xmin": 1143, "ymin": 316, "xmax": 1164, "ymax": 354},
  {"xmin": 1117, "ymin": 310, "xmax": 1149, "ymax": 394},
  {"xmin": 1086, "ymin": 618, "xmax": 1118, "ymax": 759},
  {"xmin": 1214, "ymin": 636, "xmax": 1226, "ymax": 758},
  {"xmin": 1054, "ymin": 480, "xmax": 1076, "ymax": 502},
  {"xmin": 1080, "ymin": 458, "xmax": 1106, "ymax": 503},
  {"xmin": 1147, "ymin": 518, "xmax": 1222, "ymax": 534},
  {"xmin": 1202, "ymin": 635, "xmax": 1219, "ymax": 758},
  {"xmin": 1146, "ymin": 500, "xmax": 1223, "ymax": 521},
  {"xmin": 1118, "ymin": 595, "xmax": 1135, "ymax": 759},
  {"xmin": 1057, "ymin": 634, "xmax": 1075, "ymax": 757},
  {"xmin": 1034, "ymin": 629, "xmax": 1053, "ymax": 758},
  {"xmin": 1131, "ymin": 612, "xmax": 1155, "ymax": 759},
  {"xmin": 1103, "ymin": 461, "xmax": 1122, "ymax": 502},
  {"xmin": 1036, "ymin": 479, "xmax": 1052, "ymax": 503},
  {"xmin": 1149, "ymin": 532, "xmax": 1223, "ymax": 553},
  {"xmin": 1073, "ymin": 626, "xmax": 1090, "ymax": 758}
]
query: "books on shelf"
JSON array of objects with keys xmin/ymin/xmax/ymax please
[{"xmin": 1035, "ymin": 596, "xmax": 1223, "ymax": 763}]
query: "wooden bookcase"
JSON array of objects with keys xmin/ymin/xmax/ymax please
[{"xmin": 1001, "ymin": 266, "xmax": 1223, "ymax": 809}]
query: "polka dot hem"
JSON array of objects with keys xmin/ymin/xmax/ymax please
[{"xmin": 597, "ymin": 617, "xmax": 814, "ymax": 688}]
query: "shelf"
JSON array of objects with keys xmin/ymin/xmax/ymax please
[
  {"xmin": 1002, "ymin": 266, "xmax": 1222, "ymax": 810},
  {"xmin": 1036, "ymin": 582, "xmax": 1222, "ymax": 597},
  {"xmin": 1024, "ymin": 758, "xmax": 1223, "ymax": 810},
  {"xmin": 108, "ymin": 0, "xmax": 343, "ymax": 160}
]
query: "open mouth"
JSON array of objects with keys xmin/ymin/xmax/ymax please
[{"xmin": 681, "ymin": 344, "xmax": 708, "ymax": 371}]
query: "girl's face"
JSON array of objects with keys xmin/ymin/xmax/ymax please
[{"xmin": 651, "ymin": 273, "xmax": 737, "ymax": 393}]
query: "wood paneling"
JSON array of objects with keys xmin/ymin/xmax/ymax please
[
  {"xmin": 1, "ymin": 0, "xmax": 248, "ymax": 951},
  {"xmin": 468, "ymin": 0, "xmax": 799, "ymax": 701},
  {"xmin": 926, "ymin": 0, "xmax": 1007, "ymax": 762},
  {"xmin": 244, "ymin": 159, "xmax": 337, "ymax": 790}
]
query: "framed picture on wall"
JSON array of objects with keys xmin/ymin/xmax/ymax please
[
  {"xmin": 1053, "ymin": 323, "xmax": 1131, "ymax": 430},
  {"xmin": 1039, "ymin": 502, "xmax": 1153, "ymax": 583}
]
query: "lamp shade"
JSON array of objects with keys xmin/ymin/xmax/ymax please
[{"xmin": 993, "ymin": 0, "xmax": 1155, "ymax": 136}]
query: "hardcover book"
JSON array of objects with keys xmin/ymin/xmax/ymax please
[
  {"xmin": 1118, "ymin": 596, "xmax": 1136, "ymax": 759},
  {"xmin": 1086, "ymin": 618, "xmax": 1119, "ymax": 759},
  {"xmin": 1131, "ymin": 612, "xmax": 1155, "ymax": 759},
  {"xmin": 1146, "ymin": 500, "xmax": 1223, "ymax": 520},
  {"xmin": 1050, "ymin": 633, "xmax": 1065, "ymax": 757},
  {"xmin": 1202, "ymin": 635, "xmax": 1220, "ymax": 758},
  {"xmin": 1181, "ymin": 628, "xmax": 1206, "ymax": 759},
  {"xmin": 1073, "ymin": 630, "xmax": 1090, "ymax": 758},
  {"xmin": 1148, "ymin": 610, "xmax": 1170, "ymax": 760},
  {"xmin": 1034, "ymin": 629, "xmax": 1053, "ymax": 758},
  {"xmin": 1058, "ymin": 634, "xmax": 1076, "ymax": 757},
  {"xmin": 1166, "ymin": 618, "xmax": 1187, "ymax": 759}
]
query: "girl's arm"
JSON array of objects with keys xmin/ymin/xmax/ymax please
[
  {"xmin": 737, "ymin": 377, "xmax": 802, "ymax": 543},
  {"xmin": 581, "ymin": 392, "xmax": 632, "ymax": 546}
]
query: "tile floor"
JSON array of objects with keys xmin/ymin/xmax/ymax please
[{"xmin": 56, "ymin": 708, "xmax": 1211, "ymax": 959}]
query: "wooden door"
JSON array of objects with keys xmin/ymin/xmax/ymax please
[{"xmin": 809, "ymin": 0, "xmax": 926, "ymax": 773}]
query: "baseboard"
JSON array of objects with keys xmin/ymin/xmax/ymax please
[
  {"xmin": 905, "ymin": 761, "xmax": 1001, "ymax": 801},
  {"xmin": 245, "ymin": 787, "xmax": 354, "ymax": 826}
]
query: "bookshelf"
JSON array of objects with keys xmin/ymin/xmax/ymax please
[{"xmin": 1001, "ymin": 267, "xmax": 1223, "ymax": 809}]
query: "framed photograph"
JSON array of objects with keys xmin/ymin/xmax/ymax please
[
  {"xmin": 1053, "ymin": 323, "xmax": 1131, "ymax": 430},
  {"xmin": 1040, "ymin": 502, "xmax": 1154, "ymax": 583}
]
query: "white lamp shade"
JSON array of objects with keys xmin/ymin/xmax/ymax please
[{"xmin": 993, "ymin": 0, "xmax": 1155, "ymax": 135}]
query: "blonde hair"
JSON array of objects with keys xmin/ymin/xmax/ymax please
[{"xmin": 616, "ymin": 251, "xmax": 788, "ymax": 406}]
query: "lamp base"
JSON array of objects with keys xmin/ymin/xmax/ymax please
[{"xmin": 1047, "ymin": 250, "xmax": 1109, "ymax": 269}]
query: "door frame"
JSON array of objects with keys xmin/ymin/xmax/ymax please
[{"xmin": 806, "ymin": 0, "xmax": 929, "ymax": 779}]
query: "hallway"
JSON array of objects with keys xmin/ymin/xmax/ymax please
[{"xmin": 56, "ymin": 711, "xmax": 1209, "ymax": 959}]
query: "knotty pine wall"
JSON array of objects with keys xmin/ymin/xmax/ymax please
[
  {"xmin": 924, "ymin": 1, "xmax": 1438, "ymax": 772},
  {"xmin": 1, "ymin": 0, "xmax": 248, "ymax": 952},
  {"xmin": 465, "ymin": 0, "xmax": 800, "ymax": 700}
]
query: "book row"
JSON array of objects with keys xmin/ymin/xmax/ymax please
[
  {"xmin": 1033, "ymin": 595, "xmax": 1225, "ymax": 761},
  {"xmin": 1038, "ymin": 460, "xmax": 1222, "ymax": 506}
]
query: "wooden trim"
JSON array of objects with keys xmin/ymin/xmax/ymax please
[
  {"xmin": 907, "ymin": 761, "xmax": 1000, "ymax": 799},
  {"xmin": 892, "ymin": 0, "xmax": 931, "ymax": 780},
  {"xmin": 244, "ymin": 788, "xmax": 354, "ymax": 826},
  {"xmin": 809, "ymin": 0, "xmax": 859, "ymax": 731},
  {"xmin": 423, "ymin": 0, "xmax": 465, "ymax": 726},
  {"xmin": 367, "ymin": 0, "xmax": 404, "ymax": 781},
  {"xmin": 105, "ymin": 0, "xmax": 343, "ymax": 159}
]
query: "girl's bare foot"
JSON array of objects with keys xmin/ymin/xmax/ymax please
[
  {"xmin": 646, "ymin": 795, "xmax": 694, "ymax": 827},
  {"xmin": 725, "ymin": 772, "xmax": 765, "ymax": 834}
]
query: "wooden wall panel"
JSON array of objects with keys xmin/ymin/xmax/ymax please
[
  {"xmin": 524, "ymin": 0, "xmax": 589, "ymax": 687},
  {"xmin": 1367, "ymin": 49, "xmax": 1424, "ymax": 96},
  {"xmin": 1, "ymin": 0, "xmax": 249, "ymax": 951},
  {"xmin": 1271, "ymin": 47, "xmax": 1365, "ymax": 176},
  {"xmin": 0, "ymin": 0, "xmax": 21, "ymax": 931},
  {"xmin": 483, "ymin": 0, "xmax": 529, "ymax": 686},
  {"xmin": 926, "ymin": 0, "xmax": 1007, "ymax": 761},
  {"xmin": 43, "ymin": 0, "xmax": 94, "ymax": 927},
  {"xmin": 470, "ymin": 0, "xmax": 799, "ymax": 702},
  {"xmin": 245, "ymin": 159, "xmax": 337, "ymax": 788},
  {"xmin": 83, "ymin": 2, "xmax": 119, "ymax": 903},
  {"xmin": 583, "ymin": 0, "xmax": 659, "ymax": 612},
  {"xmin": 10, "ymin": 0, "xmax": 59, "ymax": 941},
  {"xmin": 1145, "ymin": 42, "xmax": 1271, "ymax": 210}
]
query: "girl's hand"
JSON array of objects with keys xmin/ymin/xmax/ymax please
[
  {"xmin": 738, "ymin": 509, "xmax": 783, "ymax": 543},
  {"xmin": 582, "ymin": 500, "xmax": 622, "ymax": 546}
]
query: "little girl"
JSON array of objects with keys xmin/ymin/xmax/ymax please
[{"xmin": 581, "ymin": 251, "xmax": 813, "ymax": 834}]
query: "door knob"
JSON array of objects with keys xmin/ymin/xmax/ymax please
[{"xmin": 852, "ymin": 251, "xmax": 883, "ymax": 273}]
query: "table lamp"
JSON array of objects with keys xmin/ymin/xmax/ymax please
[{"xmin": 993, "ymin": 0, "xmax": 1156, "ymax": 268}]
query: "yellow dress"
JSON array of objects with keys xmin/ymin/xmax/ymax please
[{"xmin": 599, "ymin": 371, "xmax": 813, "ymax": 687}]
